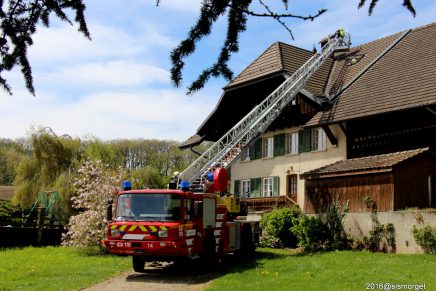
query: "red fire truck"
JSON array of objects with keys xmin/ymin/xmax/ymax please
[{"xmin": 102, "ymin": 169, "xmax": 258, "ymax": 272}]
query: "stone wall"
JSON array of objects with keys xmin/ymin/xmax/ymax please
[{"xmin": 344, "ymin": 211, "xmax": 436, "ymax": 254}]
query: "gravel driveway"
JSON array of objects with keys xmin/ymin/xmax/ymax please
[{"xmin": 83, "ymin": 262, "xmax": 221, "ymax": 291}]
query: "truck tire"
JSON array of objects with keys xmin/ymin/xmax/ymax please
[
  {"xmin": 240, "ymin": 224, "xmax": 255, "ymax": 259},
  {"xmin": 132, "ymin": 255, "xmax": 145, "ymax": 272}
]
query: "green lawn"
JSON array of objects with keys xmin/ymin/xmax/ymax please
[
  {"xmin": 0, "ymin": 246, "xmax": 130, "ymax": 290},
  {"xmin": 208, "ymin": 248, "xmax": 436, "ymax": 291},
  {"xmin": 1, "ymin": 247, "xmax": 435, "ymax": 291}
]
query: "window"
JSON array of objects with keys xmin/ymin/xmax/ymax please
[
  {"xmin": 250, "ymin": 178, "xmax": 261, "ymax": 198},
  {"xmin": 287, "ymin": 132, "xmax": 299, "ymax": 155},
  {"xmin": 263, "ymin": 137, "xmax": 274, "ymax": 158},
  {"xmin": 241, "ymin": 148, "xmax": 250, "ymax": 161},
  {"xmin": 241, "ymin": 180, "xmax": 251, "ymax": 198},
  {"xmin": 312, "ymin": 128, "xmax": 326, "ymax": 151},
  {"xmin": 263, "ymin": 177, "xmax": 273, "ymax": 197},
  {"xmin": 116, "ymin": 193, "xmax": 181, "ymax": 222},
  {"xmin": 287, "ymin": 175, "xmax": 298, "ymax": 196},
  {"xmin": 346, "ymin": 54, "xmax": 364, "ymax": 66}
]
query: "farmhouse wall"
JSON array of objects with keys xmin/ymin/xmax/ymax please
[{"xmin": 232, "ymin": 124, "xmax": 346, "ymax": 210}]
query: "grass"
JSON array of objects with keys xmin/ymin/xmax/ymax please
[
  {"xmin": 208, "ymin": 248, "xmax": 436, "ymax": 291},
  {"xmin": 0, "ymin": 246, "xmax": 130, "ymax": 290},
  {"xmin": 1, "ymin": 247, "xmax": 435, "ymax": 291}
]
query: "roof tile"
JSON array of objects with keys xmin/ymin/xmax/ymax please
[
  {"xmin": 307, "ymin": 22, "xmax": 436, "ymax": 126},
  {"xmin": 301, "ymin": 148, "xmax": 429, "ymax": 178}
]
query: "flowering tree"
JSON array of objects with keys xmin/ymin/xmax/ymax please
[{"xmin": 62, "ymin": 160, "xmax": 125, "ymax": 250}]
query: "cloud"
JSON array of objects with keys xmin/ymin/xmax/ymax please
[
  {"xmin": 0, "ymin": 85, "xmax": 219, "ymax": 141},
  {"xmin": 29, "ymin": 21, "xmax": 177, "ymax": 67},
  {"xmin": 47, "ymin": 61, "xmax": 170, "ymax": 87},
  {"xmin": 29, "ymin": 24, "xmax": 142, "ymax": 65},
  {"xmin": 157, "ymin": 0, "xmax": 202, "ymax": 12}
]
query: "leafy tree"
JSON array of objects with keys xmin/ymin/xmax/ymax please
[
  {"xmin": 0, "ymin": 138, "xmax": 26, "ymax": 185},
  {"xmin": 12, "ymin": 128, "xmax": 81, "ymax": 209},
  {"xmin": 62, "ymin": 159, "xmax": 125, "ymax": 251},
  {"xmin": 130, "ymin": 166, "xmax": 164, "ymax": 189},
  {"xmin": 83, "ymin": 138, "xmax": 124, "ymax": 169},
  {"xmin": 0, "ymin": 0, "xmax": 415, "ymax": 95}
]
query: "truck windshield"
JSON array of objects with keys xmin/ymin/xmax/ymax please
[{"xmin": 116, "ymin": 193, "xmax": 182, "ymax": 222}]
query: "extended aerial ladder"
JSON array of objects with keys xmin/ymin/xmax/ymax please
[{"xmin": 179, "ymin": 30, "xmax": 350, "ymax": 188}]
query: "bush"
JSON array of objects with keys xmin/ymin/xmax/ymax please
[
  {"xmin": 327, "ymin": 196, "xmax": 348, "ymax": 249},
  {"xmin": 62, "ymin": 160, "xmax": 125, "ymax": 252},
  {"xmin": 411, "ymin": 213, "xmax": 436, "ymax": 254},
  {"xmin": 291, "ymin": 216, "xmax": 330, "ymax": 251},
  {"xmin": 0, "ymin": 199, "xmax": 22, "ymax": 226},
  {"xmin": 360, "ymin": 197, "xmax": 396, "ymax": 252},
  {"xmin": 259, "ymin": 207, "xmax": 302, "ymax": 248}
]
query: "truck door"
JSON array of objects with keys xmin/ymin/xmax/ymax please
[{"xmin": 202, "ymin": 198, "xmax": 216, "ymax": 229}]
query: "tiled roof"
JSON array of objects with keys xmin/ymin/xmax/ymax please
[
  {"xmin": 226, "ymin": 42, "xmax": 283, "ymax": 87},
  {"xmin": 181, "ymin": 23, "xmax": 436, "ymax": 145},
  {"xmin": 179, "ymin": 134, "xmax": 203, "ymax": 149},
  {"xmin": 301, "ymin": 148, "xmax": 430, "ymax": 178},
  {"xmin": 225, "ymin": 42, "xmax": 333, "ymax": 96},
  {"xmin": 306, "ymin": 22, "xmax": 436, "ymax": 126},
  {"xmin": 281, "ymin": 43, "xmax": 333, "ymax": 97}
]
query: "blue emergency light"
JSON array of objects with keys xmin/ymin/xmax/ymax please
[
  {"xmin": 180, "ymin": 181, "xmax": 190, "ymax": 191},
  {"xmin": 122, "ymin": 180, "xmax": 132, "ymax": 190}
]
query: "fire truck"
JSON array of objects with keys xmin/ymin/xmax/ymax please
[
  {"xmin": 103, "ymin": 30, "xmax": 349, "ymax": 272},
  {"xmin": 103, "ymin": 168, "xmax": 258, "ymax": 272}
]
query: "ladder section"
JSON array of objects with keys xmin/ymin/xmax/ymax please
[{"xmin": 179, "ymin": 32, "xmax": 350, "ymax": 186}]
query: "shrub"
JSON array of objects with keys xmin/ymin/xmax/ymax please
[
  {"xmin": 62, "ymin": 160, "xmax": 125, "ymax": 252},
  {"xmin": 361, "ymin": 196, "xmax": 396, "ymax": 252},
  {"xmin": 411, "ymin": 213, "xmax": 436, "ymax": 254},
  {"xmin": 259, "ymin": 207, "xmax": 302, "ymax": 248},
  {"xmin": 259, "ymin": 236, "xmax": 284, "ymax": 249},
  {"xmin": 291, "ymin": 216, "xmax": 330, "ymax": 251},
  {"xmin": 0, "ymin": 199, "xmax": 22, "ymax": 226},
  {"xmin": 327, "ymin": 196, "xmax": 349, "ymax": 249}
]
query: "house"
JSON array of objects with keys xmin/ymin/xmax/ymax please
[{"xmin": 181, "ymin": 23, "xmax": 436, "ymax": 213}]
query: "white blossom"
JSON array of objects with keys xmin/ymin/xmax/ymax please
[{"xmin": 62, "ymin": 160, "xmax": 125, "ymax": 250}]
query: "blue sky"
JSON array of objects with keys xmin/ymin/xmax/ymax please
[{"xmin": 0, "ymin": 0, "xmax": 435, "ymax": 141}]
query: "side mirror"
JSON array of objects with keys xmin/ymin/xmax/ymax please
[{"xmin": 107, "ymin": 197, "xmax": 113, "ymax": 222}]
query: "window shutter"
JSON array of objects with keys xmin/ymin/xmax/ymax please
[
  {"xmin": 249, "ymin": 143, "xmax": 255, "ymax": 160},
  {"xmin": 250, "ymin": 178, "xmax": 261, "ymax": 198},
  {"xmin": 274, "ymin": 134, "xmax": 286, "ymax": 157},
  {"xmin": 254, "ymin": 139, "xmax": 262, "ymax": 159},
  {"xmin": 273, "ymin": 176, "xmax": 280, "ymax": 196},
  {"xmin": 298, "ymin": 129, "xmax": 311, "ymax": 153},
  {"xmin": 234, "ymin": 180, "xmax": 240, "ymax": 195}
]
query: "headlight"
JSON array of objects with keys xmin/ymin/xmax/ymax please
[
  {"xmin": 158, "ymin": 230, "xmax": 168, "ymax": 238},
  {"xmin": 110, "ymin": 229, "xmax": 121, "ymax": 237}
]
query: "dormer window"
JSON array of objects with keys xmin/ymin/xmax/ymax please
[{"xmin": 346, "ymin": 54, "xmax": 364, "ymax": 66}]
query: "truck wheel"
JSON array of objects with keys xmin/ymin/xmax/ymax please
[
  {"xmin": 132, "ymin": 256, "xmax": 145, "ymax": 272},
  {"xmin": 240, "ymin": 224, "xmax": 255, "ymax": 259},
  {"xmin": 202, "ymin": 232, "xmax": 216, "ymax": 263}
]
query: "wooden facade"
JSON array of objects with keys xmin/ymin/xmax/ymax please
[
  {"xmin": 393, "ymin": 155, "xmax": 436, "ymax": 210},
  {"xmin": 305, "ymin": 172, "xmax": 393, "ymax": 213},
  {"xmin": 303, "ymin": 151, "xmax": 436, "ymax": 213}
]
